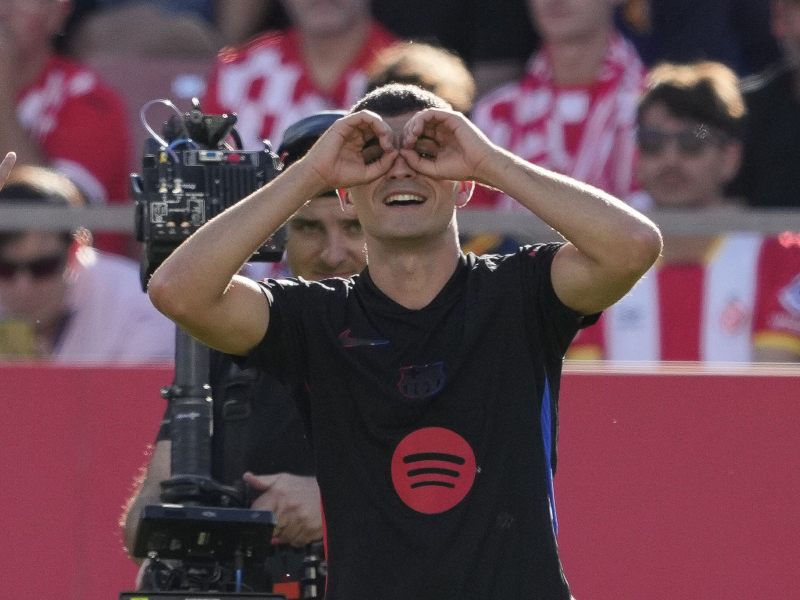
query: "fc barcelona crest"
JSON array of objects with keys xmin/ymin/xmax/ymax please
[{"xmin": 397, "ymin": 362, "xmax": 446, "ymax": 398}]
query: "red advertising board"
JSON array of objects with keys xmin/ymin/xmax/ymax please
[{"xmin": 0, "ymin": 363, "xmax": 797, "ymax": 598}]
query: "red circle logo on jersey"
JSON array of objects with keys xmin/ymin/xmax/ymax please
[{"xmin": 391, "ymin": 427, "xmax": 476, "ymax": 514}]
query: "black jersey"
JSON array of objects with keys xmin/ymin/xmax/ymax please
[{"xmin": 248, "ymin": 244, "xmax": 596, "ymax": 600}]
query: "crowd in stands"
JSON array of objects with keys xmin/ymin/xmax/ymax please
[{"xmin": 0, "ymin": 0, "xmax": 798, "ymax": 364}]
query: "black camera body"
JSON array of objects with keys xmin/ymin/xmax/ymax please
[
  {"xmin": 132, "ymin": 103, "xmax": 284, "ymax": 289},
  {"xmin": 125, "ymin": 102, "xmax": 289, "ymax": 597}
]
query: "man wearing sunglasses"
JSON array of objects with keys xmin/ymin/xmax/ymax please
[
  {"xmin": 0, "ymin": 165, "xmax": 174, "ymax": 360},
  {"xmin": 568, "ymin": 61, "xmax": 800, "ymax": 363}
]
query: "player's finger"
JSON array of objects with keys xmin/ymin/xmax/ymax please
[
  {"xmin": 243, "ymin": 471, "xmax": 279, "ymax": 491},
  {"xmin": 0, "ymin": 151, "xmax": 16, "ymax": 188}
]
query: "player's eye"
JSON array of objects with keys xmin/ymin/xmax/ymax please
[
  {"xmin": 362, "ymin": 142, "xmax": 384, "ymax": 165},
  {"xmin": 414, "ymin": 139, "xmax": 438, "ymax": 160}
]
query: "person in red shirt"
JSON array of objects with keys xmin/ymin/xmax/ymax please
[
  {"xmin": 568, "ymin": 62, "xmax": 800, "ymax": 363},
  {"xmin": 0, "ymin": 0, "xmax": 132, "ymax": 255},
  {"xmin": 201, "ymin": 0, "xmax": 397, "ymax": 152},
  {"xmin": 471, "ymin": 0, "xmax": 646, "ymax": 210}
]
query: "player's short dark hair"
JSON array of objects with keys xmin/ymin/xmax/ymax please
[
  {"xmin": 0, "ymin": 166, "xmax": 84, "ymax": 250},
  {"xmin": 637, "ymin": 62, "xmax": 746, "ymax": 139},
  {"xmin": 351, "ymin": 83, "xmax": 451, "ymax": 117}
]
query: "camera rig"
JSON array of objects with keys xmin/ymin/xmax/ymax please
[
  {"xmin": 125, "ymin": 99, "xmax": 289, "ymax": 598},
  {"xmin": 132, "ymin": 98, "xmax": 284, "ymax": 290}
]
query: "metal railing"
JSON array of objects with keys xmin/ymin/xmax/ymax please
[{"xmin": 2, "ymin": 204, "xmax": 799, "ymax": 241}]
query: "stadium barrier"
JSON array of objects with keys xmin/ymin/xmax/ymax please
[{"xmin": 0, "ymin": 362, "xmax": 797, "ymax": 599}]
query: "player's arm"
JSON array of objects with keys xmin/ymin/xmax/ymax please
[
  {"xmin": 121, "ymin": 440, "xmax": 172, "ymax": 561},
  {"xmin": 401, "ymin": 109, "xmax": 663, "ymax": 315},
  {"xmin": 148, "ymin": 111, "xmax": 398, "ymax": 355}
]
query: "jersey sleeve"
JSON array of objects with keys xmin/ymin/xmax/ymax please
[
  {"xmin": 244, "ymin": 278, "xmax": 313, "ymax": 391},
  {"xmin": 751, "ymin": 236, "xmax": 800, "ymax": 355},
  {"xmin": 517, "ymin": 243, "xmax": 601, "ymax": 357},
  {"xmin": 565, "ymin": 316, "xmax": 605, "ymax": 360}
]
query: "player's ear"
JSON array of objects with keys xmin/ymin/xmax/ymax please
[
  {"xmin": 337, "ymin": 188, "xmax": 358, "ymax": 217},
  {"xmin": 455, "ymin": 181, "xmax": 475, "ymax": 209}
]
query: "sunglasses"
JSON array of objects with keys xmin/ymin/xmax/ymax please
[
  {"xmin": 0, "ymin": 254, "xmax": 67, "ymax": 281},
  {"xmin": 636, "ymin": 124, "xmax": 724, "ymax": 157}
]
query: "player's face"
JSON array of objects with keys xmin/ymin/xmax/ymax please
[
  {"xmin": 528, "ymin": 0, "xmax": 620, "ymax": 43},
  {"xmin": 280, "ymin": 0, "xmax": 370, "ymax": 36},
  {"xmin": 0, "ymin": 0, "xmax": 68, "ymax": 57},
  {"xmin": 285, "ymin": 194, "xmax": 366, "ymax": 280},
  {"xmin": 774, "ymin": 0, "xmax": 800, "ymax": 65},
  {"xmin": 0, "ymin": 232, "xmax": 69, "ymax": 334},
  {"xmin": 635, "ymin": 102, "xmax": 740, "ymax": 208},
  {"xmin": 342, "ymin": 112, "xmax": 461, "ymax": 244}
]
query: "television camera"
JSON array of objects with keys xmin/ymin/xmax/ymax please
[{"xmin": 124, "ymin": 99, "xmax": 292, "ymax": 599}]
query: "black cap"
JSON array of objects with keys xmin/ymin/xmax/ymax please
[{"xmin": 278, "ymin": 110, "xmax": 347, "ymax": 167}]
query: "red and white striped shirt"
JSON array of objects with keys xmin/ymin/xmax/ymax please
[
  {"xmin": 568, "ymin": 233, "xmax": 800, "ymax": 362},
  {"xmin": 202, "ymin": 23, "xmax": 397, "ymax": 151},
  {"xmin": 470, "ymin": 33, "xmax": 646, "ymax": 209}
]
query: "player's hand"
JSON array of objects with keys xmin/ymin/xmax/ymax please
[
  {"xmin": 304, "ymin": 110, "xmax": 398, "ymax": 192},
  {"xmin": 399, "ymin": 109, "xmax": 497, "ymax": 185},
  {"xmin": 243, "ymin": 472, "xmax": 322, "ymax": 548},
  {"xmin": 0, "ymin": 152, "xmax": 16, "ymax": 189}
]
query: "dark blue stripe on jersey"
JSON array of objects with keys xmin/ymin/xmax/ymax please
[{"xmin": 541, "ymin": 378, "xmax": 558, "ymax": 536}]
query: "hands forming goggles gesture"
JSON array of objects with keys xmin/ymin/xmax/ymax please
[{"xmin": 304, "ymin": 109, "xmax": 497, "ymax": 194}]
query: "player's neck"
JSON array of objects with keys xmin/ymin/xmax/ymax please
[
  {"xmin": 366, "ymin": 233, "xmax": 461, "ymax": 310},
  {"xmin": 546, "ymin": 29, "xmax": 612, "ymax": 86},
  {"xmin": 299, "ymin": 18, "xmax": 371, "ymax": 94}
]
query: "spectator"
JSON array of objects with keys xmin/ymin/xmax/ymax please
[
  {"xmin": 729, "ymin": 0, "xmax": 800, "ymax": 208},
  {"xmin": 569, "ymin": 62, "xmax": 800, "ymax": 362},
  {"xmin": 0, "ymin": 165, "xmax": 174, "ymax": 362},
  {"xmin": 616, "ymin": 0, "xmax": 780, "ymax": 77},
  {"xmin": 64, "ymin": 0, "xmax": 284, "ymax": 59},
  {"xmin": 369, "ymin": 0, "xmax": 540, "ymax": 97},
  {"xmin": 123, "ymin": 111, "xmax": 362, "ymax": 594},
  {"xmin": 200, "ymin": 0, "xmax": 397, "ymax": 151},
  {"xmin": 0, "ymin": 0, "xmax": 132, "ymax": 255},
  {"xmin": 471, "ymin": 0, "xmax": 646, "ymax": 210},
  {"xmin": 365, "ymin": 41, "xmax": 476, "ymax": 114}
]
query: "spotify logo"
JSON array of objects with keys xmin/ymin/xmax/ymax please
[{"xmin": 391, "ymin": 427, "xmax": 476, "ymax": 514}]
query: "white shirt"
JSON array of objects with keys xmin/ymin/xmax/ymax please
[{"xmin": 55, "ymin": 247, "xmax": 175, "ymax": 363}]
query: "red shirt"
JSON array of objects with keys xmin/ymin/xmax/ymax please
[
  {"xmin": 202, "ymin": 23, "xmax": 398, "ymax": 150},
  {"xmin": 17, "ymin": 54, "xmax": 132, "ymax": 254}
]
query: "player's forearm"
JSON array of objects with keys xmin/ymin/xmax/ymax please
[{"xmin": 479, "ymin": 148, "xmax": 662, "ymax": 274}]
